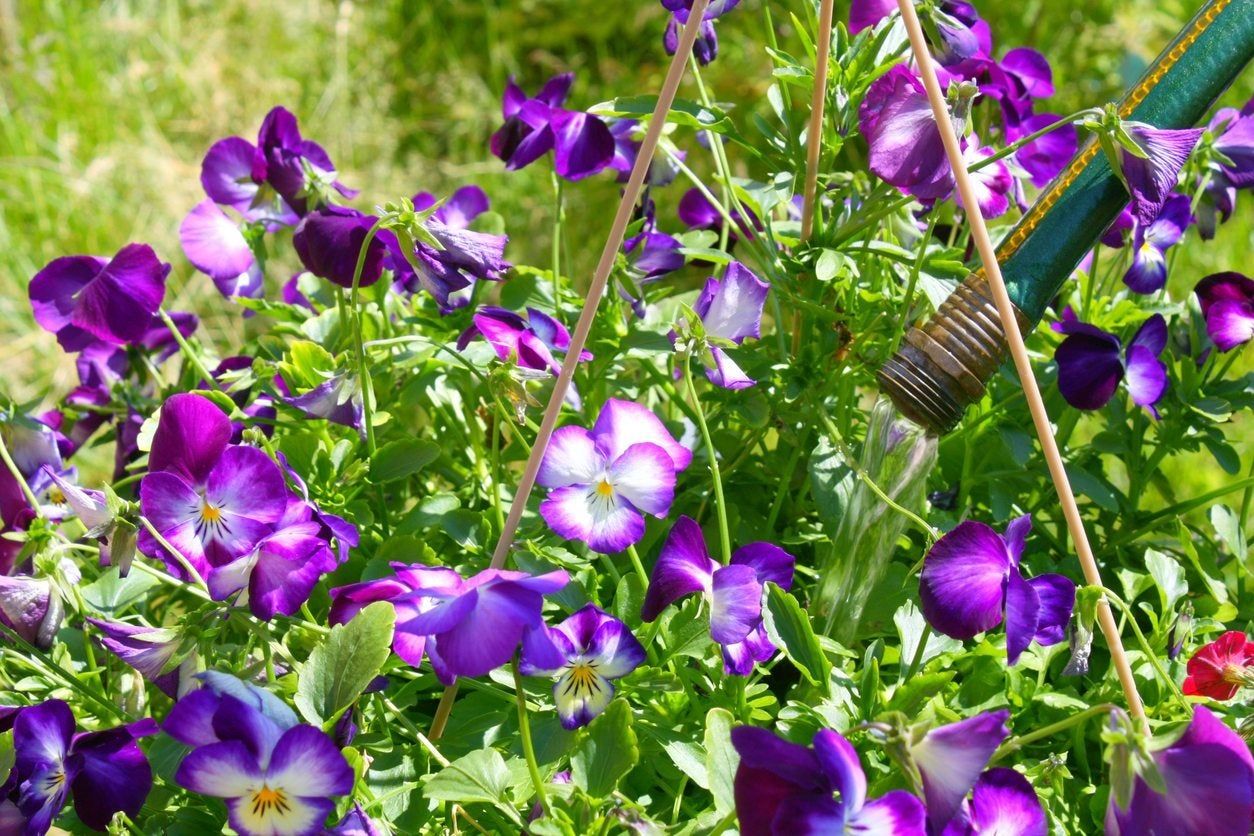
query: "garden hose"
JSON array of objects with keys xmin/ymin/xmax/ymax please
[{"xmin": 878, "ymin": 0, "xmax": 1254, "ymax": 435}]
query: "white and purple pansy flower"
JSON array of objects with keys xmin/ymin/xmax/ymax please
[
  {"xmin": 29, "ymin": 244, "xmax": 170, "ymax": 351},
  {"xmin": 537, "ymin": 398, "xmax": 691, "ymax": 554},
  {"xmin": 1053, "ymin": 311, "xmax": 1169, "ymax": 416},
  {"xmin": 167, "ymin": 675, "xmax": 353, "ymax": 836},
  {"xmin": 640, "ymin": 515, "xmax": 795, "ymax": 675},
  {"xmin": 693, "ymin": 261, "xmax": 770, "ymax": 390},
  {"xmin": 940, "ymin": 767, "xmax": 1047, "ymax": 836},
  {"xmin": 919, "ymin": 515, "xmax": 1075, "ymax": 665},
  {"xmin": 139, "ymin": 393, "xmax": 289, "ymax": 581},
  {"xmin": 1123, "ymin": 193, "xmax": 1191, "ymax": 294},
  {"xmin": 1106, "ymin": 706, "xmax": 1254, "ymax": 836},
  {"xmin": 1195, "ymin": 271, "xmax": 1254, "ymax": 353},
  {"xmin": 206, "ymin": 520, "xmax": 339, "ymax": 621},
  {"xmin": 730, "ymin": 724, "xmax": 926, "ymax": 835},
  {"xmin": 179, "ymin": 199, "xmax": 264, "ymax": 301},
  {"xmin": 910, "ymin": 710, "xmax": 1011, "ymax": 831},
  {"xmin": 520, "ymin": 604, "xmax": 647, "ymax": 729},
  {"xmin": 1115, "ymin": 122, "xmax": 1203, "ymax": 225},
  {"xmin": 490, "ymin": 73, "xmax": 616, "ymax": 182},
  {"xmin": 956, "ymin": 138, "xmax": 1015, "ymax": 219},
  {"xmin": 9, "ymin": 699, "xmax": 156, "ymax": 835}
]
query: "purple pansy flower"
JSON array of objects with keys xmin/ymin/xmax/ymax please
[
  {"xmin": 640, "ymin": 516, "xmax": 795, "ymax": 675},
  {"xmin": 139, "ymin": 394, "xmax": 288, "ymax": 581},
  {"xmin": 1207, "ymin": 103, "xmax": 1254, "ymax": 187},
  {"xmin": 1195, "ymin": 272, "xmax": 1254, "ymax": 352},
  {"xmin": 0, "ymin": 574, "xmax": 63, "ymax": 650},
  {"xmin": 941, "ymin": 768, "xmax": 1047, "ymax": 836},
  {"xmin": 1123, "ymin": 193, "xmax": 1191, "ymax": 294},
  {"xmin": 292, "ymin": 206, "xmax": 386, "ymax": 289},
  {"xmin": 520, "ymin": 604, "xmax": 647, "ymax": 729},
  {"xmin": 280, "ymin": 372, "xmax": 365, "ymax": 438},
  {"xmin": 537, "ymin": 399, "xmax": 692, "ymax": 554},
  {"xmin": 910, "ymin": 710, "xmax": 1011, "ymax": 830},
  {"xmin": 168, "ymin": 677, "xmax": 353, "ymax": 836},
  {"xmin": 1116, "ymin": 123, "xmax": 1203, "ymax": 224},
  {"xmin": 664, "ymin": 16, "xmax": 720, "ymax": 66},
  {"xmin": 850, "ymin": 0, "xmax": 986, "ymax": 64},
  {"xmin": 1107, "ymin": 706, "xmax": 1254, "ymax": 836},
  {"xmin": 956, "ymin": 139, "xmax": 1015, "ymax": 219},
  {"xmin": 860, "ymin": 66, "xmax": 953, "ymax": 202},
  {"xmin": 730, "ymin": 725, "xmax": 926, "ymax": 835},
  {"xmin": 29, "ymin": 244, "xmax": 170, "ymax": 350},
  {"xmin": 1011, "ymin": 112, "xmax": 1079, "ymax": 187},
  {"xmin": 692, "ymin": 262, "xmax": 770, "ymax": 390},
  {"xmin": 179, "ymin": 200, "xmax": 264, "ymax": 300},
  {"xmin": 87, "ymin": 617, "xmax": 194, "ymax": 698},
  {"xmin": 328, "ymin": 804, "xmax": 388, "ymax": 836},
  {"xmin": 457, "ymin": 306, "xmax": 592, "ymax": 377},
  {"xmin": 678, "ymin": 187, "xmax": 759, "ymax": 244},
  {"xmin": 848, "ymin": 0, "xmax": 896, "ymax": 34},
  {"xmin": 609, "ymin": 121, "xmax": 683, "ymax": 186},
  {"xmin": 919, "ymin": 515, "xmax": 1075, "ymax": 664},
  {"xmin": 206, "ymin": 521, "xmax": 339, "ymax": 621},
  {"xmin": 490, "ymin": 73, "xmax": 615, "ymax": 181},
  {"xmin": 9, "ymin": 699, "xmax": 156, "ymax": 834},
  {"xmin": 0, "ymin": 418, "xmax": 69, "ymax": 570},
  {"xmin": 386, "ymin": 189, "xmax": 511, "ymax": 312},
  {"xmin": 1053, "ymin": 311, "xmax": 1169, "ymax": 415},
  {"xmin": 330, "ymin": 564, "xmax": 464, "ymax": 669}
]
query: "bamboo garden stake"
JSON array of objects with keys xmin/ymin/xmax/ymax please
[
  {"xmin": 893, "ymin": 0, "xmax": 1147, "ymax": 723},
  {"xmin": 428, "ymin": 0, "xmax": 714, "ymax": 740}
]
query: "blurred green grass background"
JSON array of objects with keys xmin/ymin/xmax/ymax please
[{"xmin": 0, "ymin": 0, "xmax": 1248, "ymax": 494}]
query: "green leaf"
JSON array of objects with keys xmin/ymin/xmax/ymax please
[
  {"xmin": 703, "ymin": 708, "xmax": 737, "ymax": 815},
  {"xmin": 1210, "ymin": 505, "xmax": 1247, "ymax": 563},
  {"xmin": 762, "ymin": 583, "xmax": 831, "ymax": 692},
  {"xmin": 422, "ymin": 747, "xmax": 512, "ymax": 805},
  {"xmin": 80, "ymin": 567, "xmax": 159, "ymax": 614},
  {"xmin": 570, "ymin": 699, "xmax": 638, "ymax": 798},
  {"xmin": 1144, "ymin": 549, "xmax": 1187, "ymax": 613},
  {"xmin": 370, "ymin": 438, "xmax": 441, "ymax": 482},
  {"xmin": 599, "ymin": 96, "xmax": 732, "ymax": 132},
  {"xmin": 808, "ymin": 437, "xmax": 855, "ymax": 536},
  {"xmin": 0, "ymin": 730, "xmax": 13, "ymax": 782},
  {"xmin": 295, "ymin": 601, "xmax": 395, "ymax": 725}
]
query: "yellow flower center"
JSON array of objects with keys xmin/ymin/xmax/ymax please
[
  {"xmin": 250, "ymin": 785, "xmax": 292, "ymax": 817},
  {"xmin": 566, "ymin": 662, "xmax": 602, "ymax": 697},
  {"xmin": 200, "ymin": 501, "xmax": 223, "ymax": 523},
  {"xmin": 595, "ymin": 480, "xmax": 614, "ymax": 498}
]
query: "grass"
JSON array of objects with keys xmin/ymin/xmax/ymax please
[{"xmin": 0, "ymin": 0, "xmax": 1248, "ymax": 500}]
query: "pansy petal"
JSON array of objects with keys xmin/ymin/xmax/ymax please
[
  {"xmin": 694, "ymin": 263, "xmax": 769, "ymax": 343},
  {"xmin": 540, "ymin": 484, "xmax": 645, "ymax": 553},
  {"xmin": 1124, "ymin": 345, "xmax": 1168, "ymax": 410},
  {"xmin": 641, "ymin": 516, "xmax": 716, "ymax": 621},
  {"xmin": 425, "ymin": 589, "xmax": 539, "ymax": 679},
  {"xmin": 812, "ymin": 729, "xmax": 866, "ymax": 812},
  {"xmin": 969, "ymin": 768, "xmax": 1047, "ymax": 836},
  {"xmin": 163, "ymin": 689, "xmax": 222, "ymax": 747},
  {"xmin": 607, "ymin": 442, "xmax": 675, "ymax": 517},
  {"xmin": 731, "ymin": 542, "xmax": 795, "ymax": 590},
  {"xmin": 175, "ymin": 740, "xmax": 262, "ymax": 797},
  {"xmin": 201, "ymin": 136, "xmax": 259, "ymax": 209},
  {"xmin": 706, "ymin": 345, "xmax": 755, "ymax": 390},
  {"xmin": 180, "ymin": 200, "xmax": 255, "ymax": 282},
  {"xmin": 70, "ymin": 731, "xmax": 153, "ymax": 829},
  {"xmin": 592, "ymin": 398, "xmax": 692, "ymax": 471},
  {"xmin": 72, "ymin": 243, "xmax": 169, "ymax": 344},
  {"xmin": 1004, "ymin": 570, "xmax": 1040, "ymax": 665},
  {"xmin": 919, "ymin": 521, "xmax": 1011, "ymax": 639},
  {"xmin": 227, "ymin": 793, "xmax": 334, "ymax": 836},
  {"xmin": 550, "ymin": 109, "xmax": 616, "ymax": 181},
  {"xmin": 536, "ymin": 426, "xmax": 602, "ymax": 488},
  {"xmin": 912, "ymin": 710, "xmax": 1011, "ymax": 831},
  {"xmin": 267, "ymin": 725, "xmax": 354, "ymax": 797},
  {"xmin": 850, "ymin": 790, "xmax": 928, "ymax": 835},
  {"xmin": 709, "ymin": 564, "xmax": 763, "ymax": 645},
  {"xmin": 1028, "ymin": 573, "xmax": 1076, "ymax": 647},
  {"xmin": 29, "ymin": 255, "xmax": 105, "ymax": 337},
  {"xmin": 585, "ymin": 618, "xmax": 647, "ymax": 679},
  {"xmin": 1055, "ymin": 329, "xmax": 1124, "ymax": 410},
  {"xmin": 553, "ymin": 668, "xmax": 616, "ymax": 730},
  {"xmin": 211, "ymin": 695, "xmax": 287, "ymax": 763},
  {"xmin": 721, "ymin": 624, "xmax": 777, "ymax": 676},
  {"xmin": 205, "ymin": 446, "xmax": 288, "ymax": 524},
  {"xmin": 13, "ymin": 700, "xmax": 73, "ymax": 773},
  {"xmin": 149, "ymin": 393, "xmax": 233, "ymax": 483}
]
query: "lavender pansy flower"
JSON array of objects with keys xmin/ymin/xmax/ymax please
[
  {"xmin": 910, "ymin": 710, "xmax": 1011, "ymax": 830},
  {"xmin": 1106, "ymin": 706, "xmax": 1254, "ymax": 836},
  {"xmin": 730, "ymin": 725, "xmax": 926, "ymax": 835},
  {"xmin": 640, "ymin": 516, "xmax": 795, "ymax": 675},
  {"xmin": 457, "ymin": 306, "xmax": 591, "ymax": 377},
  {"xmin": 139, "ymin": 393, "xmax": 288, "ymax": 581},
  {"xmin": 87, "ymin": 617, "xmax": 195, "ymax": 698},
  {"xmin": 1116, "ymin": 122, "xmax": 1203, "ymax": 224},
  {"xmin": 169, "ymin": 680, "xmax": 353, "ymax": 836},
  {"xmin": 919, "ymin": 515, "xmax": 1074, "ymax": 664},
  {"xmin": 0, "ymin": 574, "xmax": 63, "ymax": 650},
  {"xmin": 10, "ymin": 699, "xmax": 156, "ymax": 834},
  {"xmin": 1207, "ymin": 104, "xmax": 1254, "ymax": 189},
  {"xmin": 537, "ymin": 399, "xmax": 692, "ymax": 553},
  {"xmin": 941, "ymin": 767, "xmax": 1047, "ymax": 836},
  {"xmin": 860, "ymin": 66, "xmax": 953, "ymax": 202},
  {"xmin": 1195, "ymin": 272, "xmax": 1254, "ymax": 352},
  {"xmin": 384, "ymin": 566, "xmax": 569, "ymax": 683},
  {"xmin": 519, "ymin": 604, "xmax": 646, "ymax": 729},
  {"xmin": 293, "ymin": 206, "xmax": 386, "ymax": 289},
  {"xmin": 1053, "ymin": 312, "xmax": 1169, "ymax": 415},
  {"xmin": 1123, "ymin": 193, "xmax": 1191, "ymax": 294},
  {"xmin": 29, "ymin": 244, "xmax": 170, "ymax": 350},
  {"xmin": 179, "ymin": 199, "xmax": 264, "ymax": 300},
  {"xmin": 490, "ymin": 73, "xmax": 615, "ymax": 181},
  {"xmin": 692, "ymin": 262, "xmax": 770, "ymax": 390},
  {"xmin": 330, "ymin": 564, "xmax": 464, "ymax": 668}
]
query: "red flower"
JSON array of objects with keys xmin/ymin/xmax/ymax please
[{"xmin": 1182, "ymin": 631, "xmax": 1254, "ymax": 700}]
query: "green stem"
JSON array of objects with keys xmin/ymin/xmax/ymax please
[
  {"xmin": 138, "ymin": 516, "xmax": 210, "ymax": 592},
  {"xmin": 0, "ymin": 626, "xmax": 127, "ymax": 721},
  {"xmin": 349, "ymin": 220, "xmax": 387, "ymax": 455},
  {"xmin": 160, "ymin": 308, "xmax": 221, "ymax": 391},
  {"xmin": 1103, "ymin": 589, "xmax": 1191, "ymax": 713},
  {"xmin": 0, "ymin": 429, "xmax": 42, "ymax": 512},
  {"xmin": 684, "ymin": 362, "xmax": 731, "ymax": 564},
  {"xmin": 890, "ymin": 212, "xmax": 940, "ymax": 355},
  {"xmin": 970, "ymin": 109, "xmax": 1097, "ymax": 171},
  {"xmin": 991, "ymin": 703, "xmax": 1117, "ymax": 762},
  {"xmin": 513, "ymin": 657, "xmax": 548, "ymax": 817},
  {"xmin": 625, "ymin": 544, "xmax": 650, "ymax": 585},
  {"xmin": 902, "ymin": 624, "xmax": 932, "ymax": 682},
  {"xmin": 551, "ymin": 173, "xmax": 564, "ymax": 312}
]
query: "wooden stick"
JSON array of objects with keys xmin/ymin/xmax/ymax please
[
  {"xmin": 801, "ymin": 0, "xmax": 836, "ymax": 241},
  {"xmin": 893, "ymin": 0, "xmax": 1147, "ymax": 724},
  {"xmin": 429, "ymin": 0, "xmax": 713, "ymax": 740}
]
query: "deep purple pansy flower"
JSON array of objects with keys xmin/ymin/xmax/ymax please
[
  {"xmin": 1195, "ymin": 272, "xmax": 1254, "ymax": 352},
  {"xmin": 910, "ymin": 710, "xmax": 1011, "ymax": 830},
  {"xmin": 678, "ymin": 187, "xmax": 759, "ymax": 244},
  {"xmin": 941, "ymin": 767, "xmax": 1047, "ymax": 836},
  {"xmin": 693, "ymin": 262, "xmax": 770, "ymax": 390},
  {"xmin": 179, "ymin": 199, "xmax": 264, "ymax": 300},
  {"xmin": 457, "ymin": 306, "xmax": 592, "ymax": 377},
  {"xmin": 1123, "ymin": 193, "xmax": 1191, "ymax": 294},
  {"xmin": 730, "ymin": 725, "xmax": 926, "ymax": 835},
  {"xmin": 1011, "ymin": 112, "xmax": 1079, "ymax": 188},
  {"xmin": 280, "ymin": 372, "xmax": 365, "ymax": 438},
  {"xmin": 330, "ymin": 563, "xmax": 464, "ymax": 669},
  {"xmin": 1106, "ymin": 706, "xmax": 1254, "ymax": 836},
  {"xmin": 490, "ymin": 73, "xmax": 616, "ymax": 181},
  {"xmin": 167, "ymin": 676, "xmax": 353, "ymax": 836},
  {"xmin": 537, "ymin": 399, "xmax": 692, "ymax": 553},
  {"xmin": 293, "ymin": 206, "xmax": 385, "ymax": 289},
  {"xmin": 1053, "ymin": 311, "xmax": 1169, "ymax": 415},
  {"xmin": 1116, "ymin": 123, "xmax": 1203, "ymax": 224},
  {"xmin": 609, "ymin": 120, "xmax": 683, "ymax": 186},
  {"xmin": 0, "ymin": 574, "xmax": 63, "ymax": 650},
  {"xmin": 664, "ymin": 15, "xmax": 720, "ymax": 66},
  {"xmin": 8, "ymin": 699, "xmax": 156, "ymax": 834},
  {"xmin": 919, "ymin": 515, "xmax": 1075, "ymax": 664},
  {"xmin": 139, "ymin": 393, "xmax": 288, "ymax": 581},
  {"xmin": 641, "ymin": 516, "xmax": 795, "ymax": 675},
  {"xmin": 29, "ymin": 244, "xmax": 170, "ymax": 350},
  {"xmin": 860, "ymin": 66, "xmax": 953, "ymax": 202},
  {"xmin": 519, "ymin": 604, "xmax": 647, "ymax": 729},
  {"xmin": 86, "ymin": 617, "xmax": 194, "ymax": 699}
]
